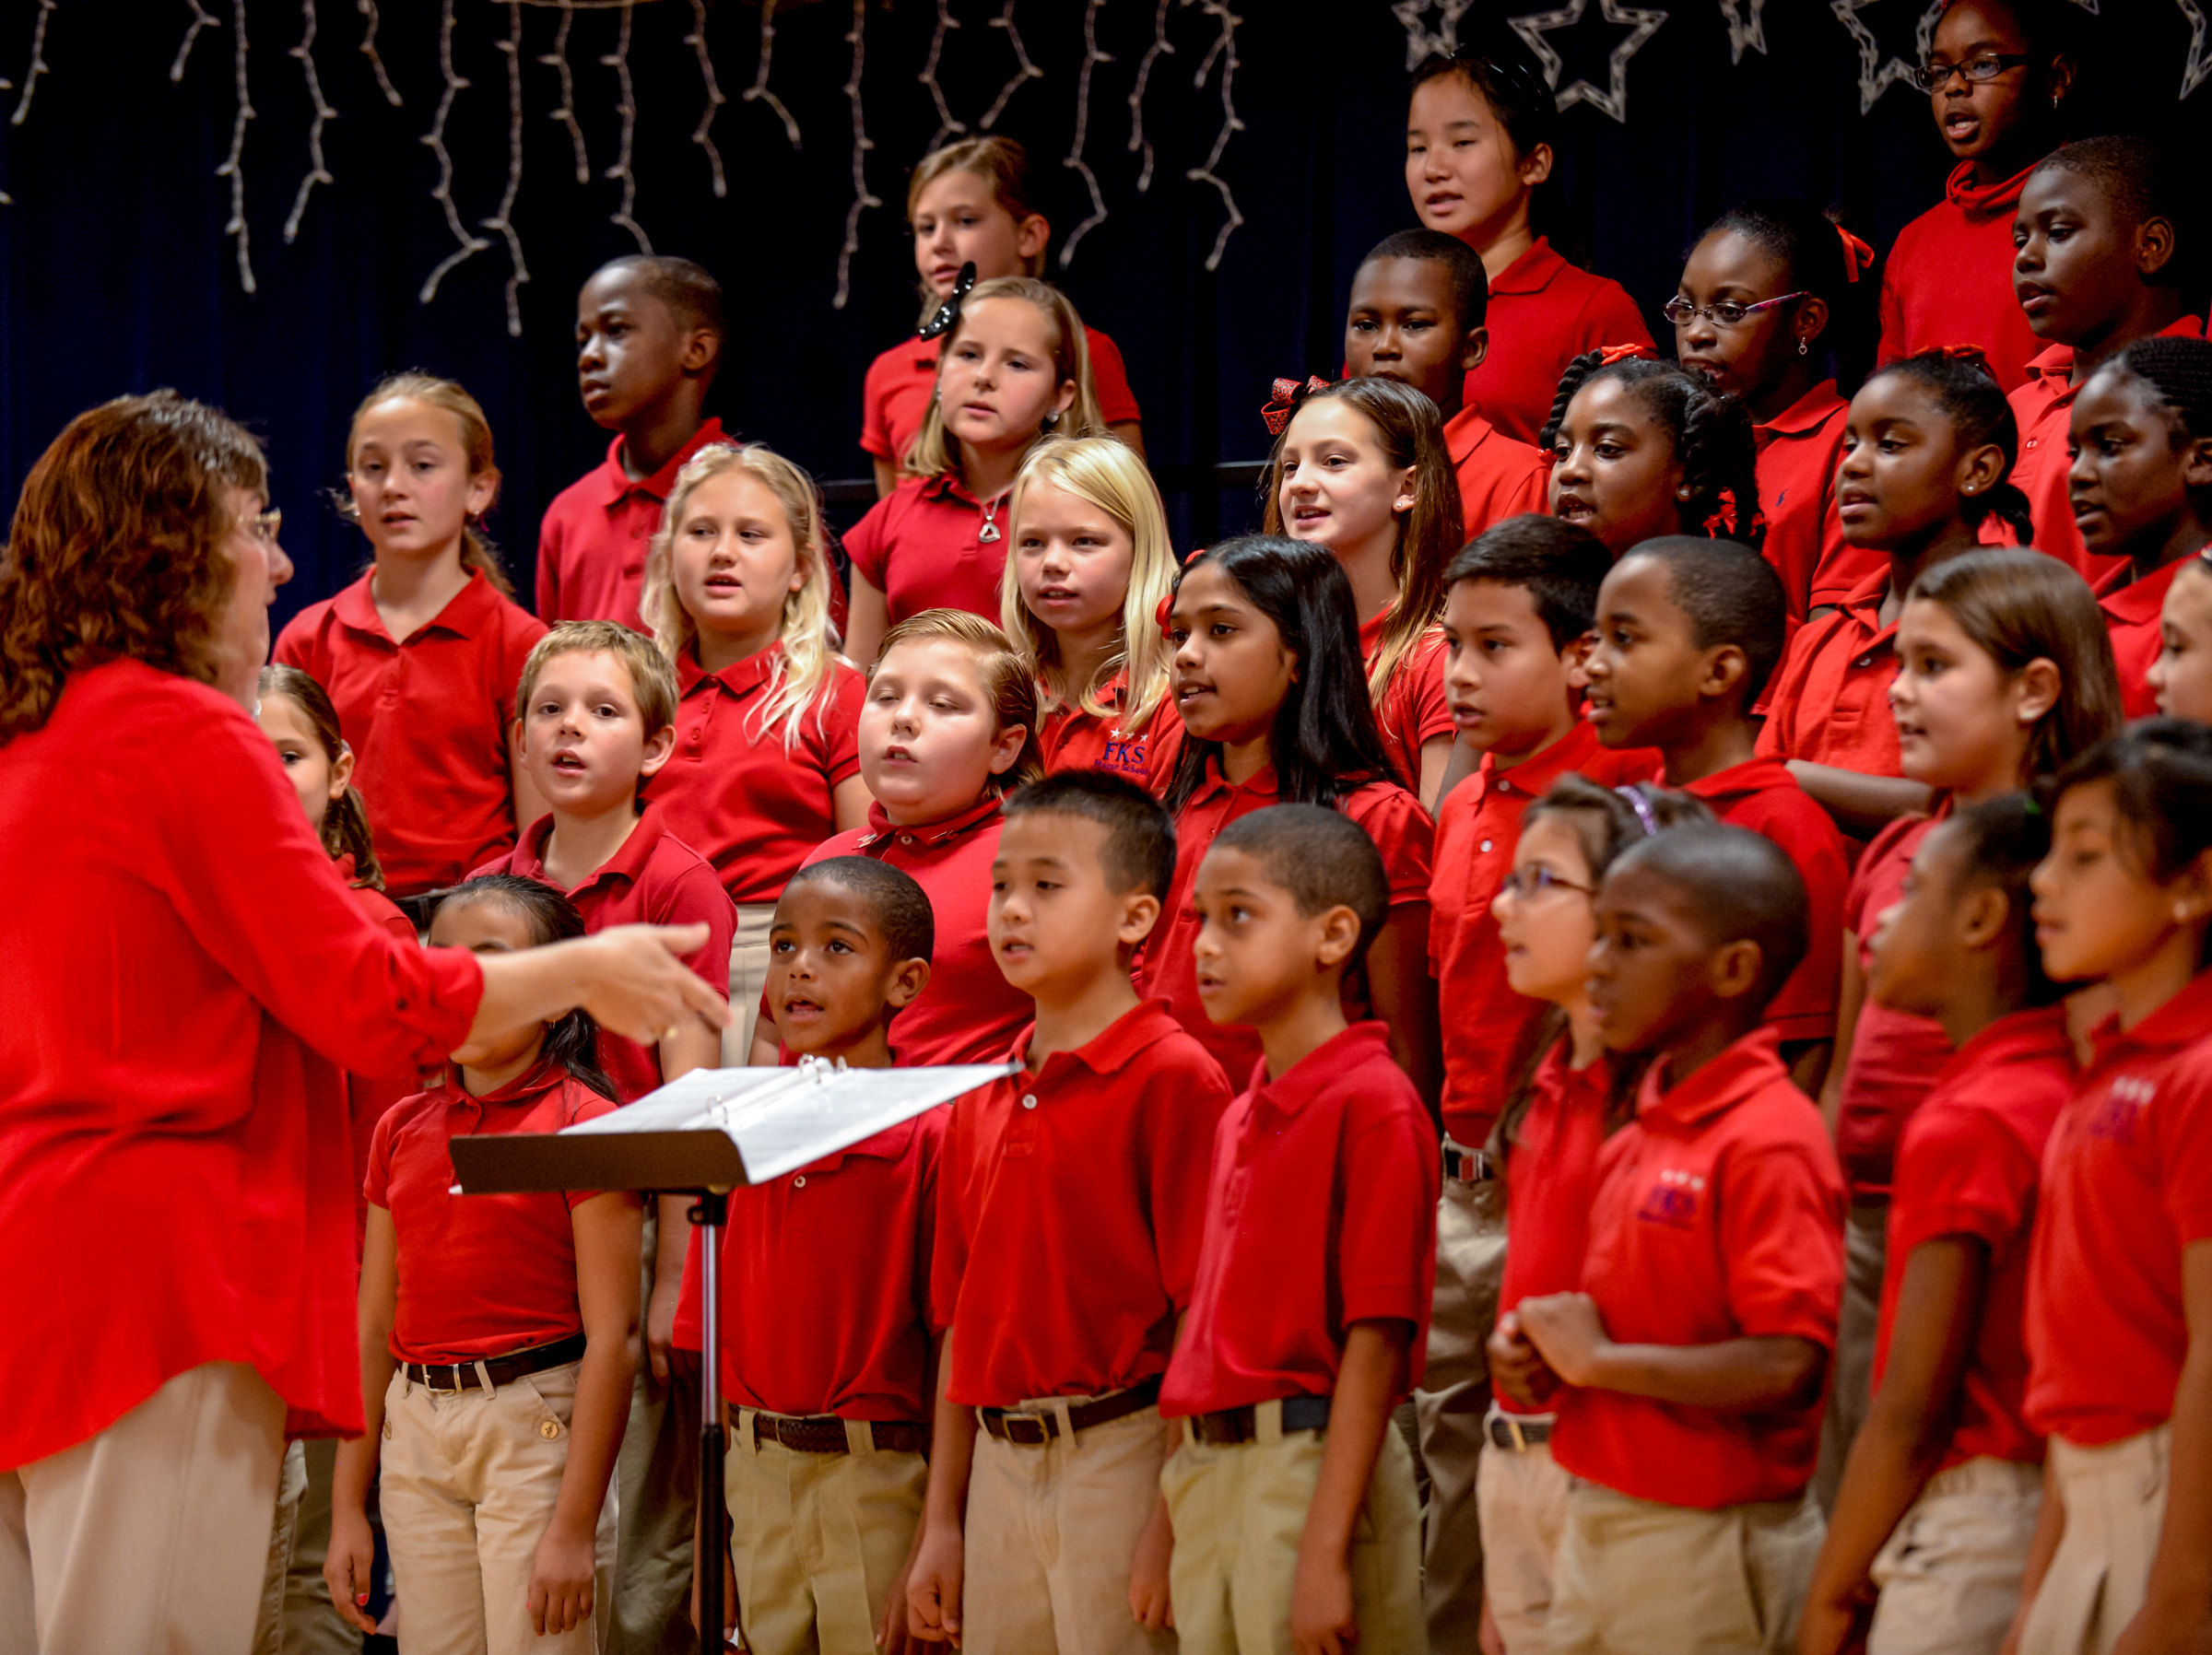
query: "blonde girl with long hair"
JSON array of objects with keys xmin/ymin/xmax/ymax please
[{"xmin": 1000, "ymin": 436, "xmax": 1182, "ymax": 789}]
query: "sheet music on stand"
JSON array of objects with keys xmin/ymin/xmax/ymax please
[{"xmin": 448, "ymin": 1056, "xmax": 1017, "ymax": 1654}]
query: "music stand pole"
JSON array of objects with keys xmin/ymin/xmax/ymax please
[{"xmin": 691, "ymin": 1188, "xmax": 730, "ymax": 1654}]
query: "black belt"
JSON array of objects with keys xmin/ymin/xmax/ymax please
[
  {"xmin": 1189, "ymin": 1394, "xmax": 1331, "ymax": 1446},
  {"xmin": 980, "ymin": 1376, "xmax": 1161, "ymax": 1445},
  {"xmin": 750, "ymin": 1413, "xmax": 927, "ymax": 1456},
  {"xmin": 1444, "ymin": 1144, "xmax": 1495, "ymax": 1183},
  {"xmin": 401, "ymin": 1332, "xmax": 588, "ymax": 1394},
  {"xmin": 1486, "ymin": 1412, "xmax": 1553, "ymax": 1450}
]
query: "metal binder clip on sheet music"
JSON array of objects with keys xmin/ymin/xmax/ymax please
[{"xmin": 448, "ymin": 1056, "xmax": 1017, "ymax": 1196}]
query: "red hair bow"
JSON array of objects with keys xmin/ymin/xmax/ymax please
[
  {"xmin": 1261, "ymin": 376, "xmax": 1331, "ymax": 438},
  {"xmin": 1155, "ymin": 592, "xmax": 1176, "ymax": 640},
  {"xmin": 1836, "ymin": 224, "xmax": 1876, "ymax": 284},
  {"xmin": 1595, "ymin": 342, "xmax": 1653, "ymax": 368},
  {"xmin": 1940, "ymin": 344, "xmax": 1993, "ymax": 371},
  {"xmin": 1702, "ymin": 487, "xmax": 1767, "ymax": 542}
]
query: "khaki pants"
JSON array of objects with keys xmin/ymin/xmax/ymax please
[
  {"xmin": 1161, "ymin": 1404, "xmax": 1423, "ymax": 1655},
  {"xmin": 2018, "ymin": 1427, "xmax": 2171, "ymax": 1655},
  {"xmin": 1814, "ymin": 1202, "xmax": 1887, "ymax": 1515},
  {"xmin": 253, "ymin": 1438, "xmax": 313, "ymax": 1653},
  {"xmin": 1412, "ymin": 1161, "xmax": 1505, "ymax": 1655},
  {"xmin": 610, "ymin": 1210, "xmax": 700, "ymax": 1655},
  {"xmin": 281, "ymin": 1437, "xmax": 365, "ymax": 1654},
  {"xmin": 962, "ymin": 1400, "xmax": 1175, "ymax": 1655},
  {"xmin": 379, "ymin": 1360, "xmax": 617, "ymax": 1655},
  {"xmin": 721, "ymin": 1412, "xmax": 926, "ymax": 1655},
  {"xmin": 1547, "ymin": 1480, "xmax": 1825, "ymax": 1655},
  {"xmin": 1867, "ymin": 1456, "xmax": 2042, "ymax": 1655},
  {"xmin": 0, "ymin": 1360, "xmax": 287, "ymax": 1655},
  {"xmin": 1474, "ymin": 1421, "xmax": 1569, "ymax": 1655},
  {"xmin": 723, "ymin": 902, "xmax": 777, "ymax": 1065}
]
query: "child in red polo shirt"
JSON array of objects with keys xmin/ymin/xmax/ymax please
[
  {"xmin": 1759, "ymin": 349, "xmax": 2037, "ymax": 835},
  {"xmin": 1158, "ymin": 805, "xmax": 1437, "ymax": 1655},
  {"xmin": 1343, "ymin": 227, "xmax": 1549, "ymax": 545},
  {"xmin": 1148, "ymin": 536, "xmax": 1438, "ymax": 1097},
  {"xmin": 2150, "ymin": 551, "xmax": 2212, "ymax": 721},
  {"xmin": 1544, "ymin": 351, "xmax": 1761, "ymax": 560},
  {"xmin": 782, "ymin": 610, "xmax": 1039, "ymax": 1068},
  {"xmin": 1403, "ymin": 45, "xmax": 1651, "ymax": 444},
  {"xmin": 2007, "ymin": 138, "xmax": 2203, "ymax": 581},
  {"xmin": 1001, "ymin": 436, "xmax": 1182, "ymax": 789},
  {"xmin": 1583, "ymin": 536, "xmax": 1850, "ymax": 1093},
  {"xmin": 1262, "ymin": 377, "xmax": 1465, "ymax": 804},
  {"xmin": 2013, "ymin": 722, "xmax": 2212, "ymax": 1655},
  {"xmin": 864, "ymin": 135, "xmax": 1142, "ymax": 497},
  {"xmin": 536, "ymin": 255, "xmax": 729, "ymax": 630},
  {"xmin": 328, "ymin": 877, "xmax": 641, "ymax": 1655},
  {"xmin": 906, "ymin": 772, "xmax": 1231, "ymax": 1655},
  {"xmin": 1477, "ymin": 775, "xmax": 1709, "ymax": 1655},
  {"xmin": 845, "ymin": 278, "xmax": 1108, "ymax": 668},
  {"xmin": 1506, "ymin": 825, "xmax": 1844, "ymax": 1655},
  {"xmin": 276, "ymin": 373, "xmax": 548, "ymax": 897},
  {"xmin": 1672, "ymin": 198, "xmax": 1883, "ymax": 617},
  {"xmin": 1877, "ymin": 0, "xmax": 2077, "ymax": 393},
  {"xmin": 1801, "ymin": 798, "xmax": 2072, "ymax": 1655},
  {"xmin": 635, "ymin": 441, "xmax": 870, "ymax": 1063},
  {"xmin": 2067, "ymin": 336, "xmax": 2212, "ymax": 718},
  {"xmin": 677, "ymin": 856, "xmax": 938, "ymax": 1654}
]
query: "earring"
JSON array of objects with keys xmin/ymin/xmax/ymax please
[
  {"xmin": 2176, "ymin": 902, "xmax": 2194, "ymax": 923},
  {"xmin": 1797, "ymin": 339, "xmax": 1809, "ymax": 358},
  {"xmin": 1041, "ymin": 410, "xmax": 1059, "ymax": 434}
]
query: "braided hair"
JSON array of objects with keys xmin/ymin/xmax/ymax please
[
  {"xmin": 1869, "ymin": 349, "xmax": 2036, "ymax": 544},
  {"xmin": 2103, "ymin": 335, "xmax": 2212, "ymax": 448},
  {"xmin": 1538, "ymin": 352, "xmax": 1764, "ymax": 548},
  {"xmin": 1694, "ymin": 197, "xmax": 1876, "ymax": 392}
]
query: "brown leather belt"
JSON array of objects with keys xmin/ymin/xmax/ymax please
[
  {"xmin": 1486, "ymin": 1411, "xmax": 1554, "ymax": 1450},
  {"xmin": 401, "ymin": 1332, "xmax": 588, "ymax": 1394},
  {"xmin": 1444, "ymin": 1144, "xmax": 1496, "ymax": 1183},
  {"xmin": 1189, "ymin": 1394, "xmax": 1332, "ymax": 1445},
  {"xmin": 750, "ymin": 1412, "xmax": 927, "ymax": 1456},
  {"xmin": 980, "ymin": 1376, "xmax": 1162, "ymax": 1445}
]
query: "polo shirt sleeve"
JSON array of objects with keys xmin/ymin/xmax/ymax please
[
  {"xmin": 844, "ymin": 496, "xmax": 895, "ymax": 593},
  {"xmin": 1336, "ymin": 1098, "xmax": 1440, "ymax": 1329},
  {"xmin": 270, "ymin": 607, "xmax": 320, "ymax": 674},
  {"xmin": 1877, "ymin": 258, "xmax": 1906, "ymax": 368},
  {"xmin": 1343, "ymin": 786, "xmax": 1434, "ymax": 910},
  {"xmin": 860, "ymin": 345, "xmax": 900, "ymax": 461},
  {"xmin": 495, "ymin": 604, "xmax": 551, "ymax": 726},
  {"xmin": 1147, "ymin": 1051, "xmax": 1237, "ymax": 1309},
  {"xmin": 663, "ymin": 861, "xmax": 737, "ymax": 988},
  {"xmin": 1889, "ymin": 1100, "xmax": 2037, "ymax": 1268},
  {"xmin": 2158, "ymin": 1056, "xmax": 2212, "ymax": 1247},
  {"xmin": 1753, "ymin": 795, "xmax": 1848, "ymax": 1039},
  {"xmin": 1754, "ymin": 623, "xmax": 1820, "ymax": 760},
  {"xmin": 535, "ymin": 507, "xmax": 569, "ymax": 624},
  {"xmin": 1086, "ymin": 328, "xmax": 1144, "ymax": 427},
  {"xmin": 927, "ymin": 1097, "xmax": 982, "ymax": 1333},
  {"xmin": 558, "ymin": 1085, "xmax": 619, "ymax": 1209},
  {"xmin": 362, "ymin": 1100, "xmax": 406, "ymax": 1208},
  {"xmin": 1717, "ymin": 1140, "xmax": 1844, "ymax": 1350},
  {"xmin": 911, "ymin": 1108, "xmax": 947, "ymax": 1330},
  {"xmin": 816, "ymin": 667, "xmax": 865, "ymax": 788},
  {"xmin": 1579, "ymin": 276, "xmax": 1653, "ymax": 353}
]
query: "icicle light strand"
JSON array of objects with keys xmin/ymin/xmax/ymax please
[
  {"xmin": 685, "ymin": 0, "xmax": 728, "ymax": 197},
  {"xmin": 541, "ymin": 0, "xmax": 590, "ymax": 183},
  {"xmin": 484, "ymin": 0, "xmax": 529, "ymax": 335},
  {"xmin": 833, "ymin": 0, "xmax": 880, "ymax": 311},
  {"xmin": 1186, "ymin": 0, "xmax": 1244, "ymax": 271},
  {"xmin": 214, "ymin": 0, "xmax": 255, "ymax": 292},
  {"xmin": 979, "ymin": 0, "xmax": 1043, "ymax": 130},
  {"xmin": 418, "ymin": 0, "xmax": 489, "ymax": 303},
  {"xmin": 11, "ymin": 0, "xmax": 54, "ymax": 127},
  {"xmin": 356, "ymin": 0, "xmax": 401, "ymax": 106},
  {"xmin": 1126, "ymin": 0, "xmax": 1174, "ymax": 193},
  {"xmin": 282, "ymin": 0, "xmax": 336, "ymax": 242},
  {"xmin": 601, "ymin": 0, "xmax": 652, "ymax": 252},
  {"xmin": 171, "ymin": 0, "xmax": 218, "ymax": 83},
  {"xmin": 1061, "ymin": 0, "xmax": 1112, "ymax": 268},
  {"xmin": 742, "ymin": 0, "xmax": 800, "ymax": 149},
  {"xmin": 919, "ymin": 0, "xmax": 966, "ymax": 151}
]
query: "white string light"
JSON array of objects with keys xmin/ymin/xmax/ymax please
[
  {"xmin": 1830, "ymin": 0, "xmax": 1933, "ymax": 113},
  {"xmin": 540, "ymin": 0, "xmax": 590, "ymax": 184},
  {"xmin": 1060, "ymin": 0, "xmax": 1112, "ymax": 268},
  {"xmin": 171, "ymin": 0, "xmax": 218, "ymax": 83},
  {"xmin": 356, "ymin": 0, "xmax": 401, "ymax": 107},
  {"xmin": 1126, "ymin": 0, "xmax": 1174, "ymax": 193},
  {"xmin": 2183, "ymin": 0, "xmax": 2211, "ymax": 98},
  {"xmin": 1185, "ymin": 0, "xmax": 1243, "ymax": 272},
  {"xmin": 282, "ymin": 0, "xmax": 335, "ymax": 242},
  {"xmin": 1511, "ymin": 0, "xmax": 1667, "ymax": 123},
  {"xmin": 1392, "ymin": 0, "xmax": 1473, "ymax": 69},
  {"xmin": 979, "ymin": 0, "xmax": 1042, "ymax": 130},
  {"xmin": 919, "ymin": 0, "xmax": 965, "ymax": 151},
  {"xmin": 418, "ymin": 0, "xmax": 489, "ymax": 303},
  {"xmin": 684, "ymin": 0, "xmax": 728, "ymax": 196},
  {"xmin": 833, "ymin": 0, "xmax": 880, "ymax": 311},
  {"xmin": 742, "ymin": 0, "xmax": 800, "ymax": 150},
  {"xmin": 483, "ymin": 0, "xmax": 528, "ymax": 335},
  {"xmin": 11, "ymin": 0, "xmax": 55, "ymax": 128},
  {"xmin": 1718, "ymin": 0, "xmax": 1768, "ymax": 60},
  {"xmin": 600, "ymin": 0, "xmax": 652, "ymax": 252},
  {"xmin": 214, "ymin": 0, "xmax": 255, "ymax": 293}
]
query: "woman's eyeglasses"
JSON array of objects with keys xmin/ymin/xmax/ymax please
[
  {"xmin": 1910, "ymin": 53, "xmax": 2031, "ymax": 92},
  {"xmin": 244, "ymin": 509, "xmax": 282, "ymax": 544}
]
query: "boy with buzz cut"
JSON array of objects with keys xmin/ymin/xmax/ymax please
[
  {"xmin": 1161, "ymin": 804, "xmax": 1439, "ymax": 1655},
  {"xmin": 676, "ymin": 855, "xmax": 943, "ymax": 1655},
  {"xmin": 1581, "ymin": 536, "xmax": 1850, "ymax": 1095},
  {"xmin": 907, "ymin": 770, "xmax": 1233, "ymax": 1655},
  {"xmin": 1419, "ymin": 514, "xmax": 1654, "ymax": 1655},
  {"xmin": 1500, "ymin": 824, "xmax": 1846, "ymax": 1655},
  {"xmin": 470, "ymin": 616, "xmax": 734, "ymax": 1655},
  {"xmin": 537, "ymin": 254, "xmax": 731, "ymax": 630},
  {"xmin": 1345, "ymin": 227, "xmax": 1547, "ymax": 538}
]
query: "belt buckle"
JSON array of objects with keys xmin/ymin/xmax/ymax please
[
  {"xmin": 427, "ymin": 1362, "xmax": 467, "ymax": 1396},
  {"xmin": 1001, "ymin": 1412, "xmax": 1053, "ymax": 1446}
]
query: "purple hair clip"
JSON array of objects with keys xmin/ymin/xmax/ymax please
[{"xmin": 1617, "ymin": 784, "xmax": 1660, "ymax": 837}]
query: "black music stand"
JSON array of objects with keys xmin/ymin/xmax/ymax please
[{"xmin": 449, "ymin": 1056, "xmax": 1015, "ymax": 1655}]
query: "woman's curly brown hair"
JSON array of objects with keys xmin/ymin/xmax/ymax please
[{"xmin": 0, "ymin": 390, "xmax": 267, "ymax": 741}]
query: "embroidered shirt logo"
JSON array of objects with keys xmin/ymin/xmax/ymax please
[
  {"xmin": 2090, "ymin": 1074, "xmax": 2157, "ymax": 1145},
  {"xmin": 1100, "ymin": 731, "xmax": 1149, "ymax": 777},
  {"xmin": 1637, "ymin": 1166, "xmax": 1707, "ymax": 1228}
]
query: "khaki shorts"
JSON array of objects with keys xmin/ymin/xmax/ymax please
[
  {"xmin": 723, "ymin": 901, "xmax": 777, "ymax": 1065},
  {"xmin": 1474, "ymin": 1417, "xmax": 1569, "ymax": 1655},
  {"xmin": 2019, "ymin": 1426, "xmax": 2171, "ymax": 1655},
  {"xmin": 1867, "ymin": 1455, "xmax": 2041, "ymax": 1655}
]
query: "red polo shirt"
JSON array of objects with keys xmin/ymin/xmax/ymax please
[
  {"xmin": 534, "ymin": 418, "xmax": 730, "ymax": 630},
  {"xmin": 1464, "ymin": 237, "xmax": 1653, "ymax": 446},
  {"xmin": 274, "ymin": 569, "xmax": 548, "ymax": 897},
  {"xmin": 1836, "ymin": 812, "xmax": 1956, "ymax": 1200},
  {"xmin": 2098, "ymin": 558, "xmax": 2190, "ymax": 721},
  {"xmin": 342, "ymin": 860, "xmax": 427, "ymax": 1254},
  {"xmin": 366, "ymin": 1063, "xmax": 619, "ymax": 1363},
  {"xmin": 1359, "ymin": 611, "xmax": 1453, "ymax": 793},
  {"xmin": 1161, "ymin": 1022, "xmax": 1438, "ymax": 1416},
  {"xmin": 1442, "ymin": 405, "xmax": 1548, "ymax": 536},
  {"xmin": 1878, "ymin": 160, "xmax": 2043, "ymax": 393},
  {"xmin": 1754, "ymin": 381, "xmax": 1882, "ymax": 617},
  {"xmin": 1755, "ymin": 564, "xmax": 1902, "ymax": 778},
  {"xmin": 1554, "ymin": 1027, "xmax": 1847, "ymax": 1508},
  {"xmin": 932, "ymin": 1000, "xmax": 1231, "ymax": 1406},
  {"xmin": 1496, "ymin": 1042, "xmax": 1614, "ymax": 1416},
  {"xmin": 860, "ymin": 326, "xmax": 1143, "ymax": 465},
  {"xmin": 673, "ymin": 1110, "xmax": 945, "ymax": 1421},
  {"xmin": 1430, "ymin": 721, "xmax": 1658, "ymax": 1148},
  {"xmin": 1145, "ymin": 758, "xmax": 1434, "ymax": 1079},
  {"xmin": 0, "ymin": 660, "xmax": 486, "ymax": 1466},
  {"xmin": 1040, "ymin": 674, "xmax": 1183, "ymax": 792},
  {"xmin": 845, "ymin": 473, "xmax": 1018, "ymax": 628},
  {"xmin": 471, "ymin": 805, "xmax": 735, "ymax": 1101},
  {"xmin": 641, "ymin": 646, "xmax": 865, "ymax": 904},
  {"xmin": 1874, "ymin": 1006, "xmax": 2074, "ymax": 1471},
  {"xmin": 1681, "ymin": 758, "xmax": 1848, "ymax": 1045},
  {"xmin": 2026, "ymin": 970, "xmax": 2212, "ymax": 1447},
  {"xmin": 798, "ymin": 796, "xmax": 1030, "ymax": 1065}
]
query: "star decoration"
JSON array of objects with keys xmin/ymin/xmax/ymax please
[
  {"xmin": 1718, "ymin": 0, "xmax": 1767, "ymax": 61},
  {"xmin": 1393, "ymin": 0, "xmax": 1476, "ymax": 70},
  {"xmin": 2181, "ymin": 0, "xmax": 2211, "ymax": 98},
  {"xmin": 1831, "ymin": 0, "xmax": 1943, "ymax": 114},
  {"xmin": 1509, "ymin": 0, "xmax": 1668, "ymax": 123}
]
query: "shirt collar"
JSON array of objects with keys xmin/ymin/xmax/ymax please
[
  {"xmin": 1190, "ymin": 751, "xmax": 1281, "ymax": 809},
  {"xmin": 1014, "ymin": 998, "xmax": 1188, "ymax": 1085},
  {"xmin": 331, "ymin": 566, "xmax": 501, "ymax": 642},
  {"xmin": 1478, "ymin": 716, "xmax": 1606, "ymax": 801},
  {"xmin": 512, "ymin": 804, "xmax": 666, "ymax": 898},
  {"xmin": 857, "ymin": 792, "xmax": 1004, "ymax": 850},
  {"xmin": 1442, "ymin": 403, "xmax": 1505, "ymax": 465},
  {"xmin": 440, "ymin": 1056, "xmax": 572, "ymax": 1118},
  {"xmin": 1934, "ymin": 1004, "xmax": 2073, "ymax": 1089},
  {"xmin": 2096, "ymin": 555, "xmax": 2191, "ymax": 625},
  {"xmin": 1944, "ymin": 157, "xmax": 2039, "ymax": 221},
  {"xmin": 677, "ymin": 640, "xmax": 784, "ymax": 701},
  {"xmin": 585, "ymin": 417, "xmax": 729, "ymax": 509},
  {"xmin": 792, "ymin": 1113, "xmax": 924, "ymax": 1178},
  {"xmin": 1637, "ymin": 1026, "xmax": 1788, "ymax": 1130},
  {"xmin": 1680, "ymin": 757, "xmax": 1796, "ymax": 809},
  {"xmin": 919, "ymin": 471, "xmax": 987, "ymax": 509},
  {"xmin": 2084, "ymin": 968, "xmax": 2212, "ymax": 1072},
  {"xmin": 1752, "ymin": 380, "xmax": 1844, "ymax": 442},
  {"xmin": 1488, "ymin": 235, "xmax": 1567, "ymax": 298},
  {"xmin": 2027, "ymin": 317, "xmax": 2206, "ymax": 402},
  {"xmin": 1249, "ymin": 1020, "xmax": 1395, "ymax": 1112}
]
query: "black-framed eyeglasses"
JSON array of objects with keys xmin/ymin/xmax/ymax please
[
  {"xmin": 1662, "ymin": 292, "xmax": 1810, "ymax": 329},
  {"xmin": 1498, "ymin": 865, "xmax": 1595, "ymax": 901},
  {"xmin": 1912, "ymin": 53, "xmax": 2032, "ymax": 92}
]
